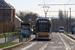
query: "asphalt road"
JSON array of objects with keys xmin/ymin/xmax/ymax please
[{"xmin": 13, "ymin": 32, "xmax": 75, "ymax": 50}]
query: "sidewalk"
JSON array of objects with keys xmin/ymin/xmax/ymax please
[
  {"xmin": 67, "ymin": 34, "xmax": 75, "ymax": 39},
  {"xmin": 12, "ymin": 35, "xmax": 35, "ymax": 42},
  {"xmin": 0, "ymin": 37, "xmax": 6, "ymax": 43},
  {"xmin": 0, "ymin": 35, "xmax": 35, "ymax": 50},
  {"xmin": 64, "ymin": 32, "xmax": 75, "ymax": 40}
]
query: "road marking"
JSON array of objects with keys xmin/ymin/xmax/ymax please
[
  {"xmin": 58, "ymin": 33, "xmax": 71, "ymax": 50},
  {"xmin": 21, "ymin": 42, "xmax": 37, "ymax": 50},
  {"xmin": 58, "ymin": 42, "xmax": 62, "ymax": 44},
  {"xmin": 69, "ymin": 42, "xmax": 74, "ymax": 44},
  {"xmin": 50, "ymin": 42, "xmax": 54, "ymax": 44},
  {"xmin": 39, "ymin": 42, "xmax": 49, "ymax": 50},
  {"xmin": 55, "ymin": 41, "xmax": 57, "ymax": 43},
  {"xmin": 39, "ymin": 42, "xmax": 43, "ymax": 43},
  {"xmin": 62, "ymin": 33, "xmax": 75, "ymax": 42}
]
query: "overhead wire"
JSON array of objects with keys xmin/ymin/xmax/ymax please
[{"xmin": 66, "ymin": 0, "xmax": 71, "ymax": 4}]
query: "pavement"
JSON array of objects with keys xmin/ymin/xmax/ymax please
[
  {"xmin": 0, "ymin": 34, "xmax": 35, "ymax": 50},
  {"xmin": 0, "ymin": 37, "xmax": 8, "ymax": 43},
  {"xmin": 65, "ymin": 33, "xmax": 75, "ymax": 40},
  {"xmin": 12, "ymin": 34, "xmax": 35, "ymax": 42},
  {"xmin": 67, "ymin": 34, "xmax": 75, "ymax": 39}
]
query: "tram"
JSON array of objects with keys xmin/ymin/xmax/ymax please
[
  {"xmin": 36, "ymin": 18, "xmax": 52, "ymax": 40},
  {"xmin": 59, "ymin": 26, "xmax": 64, "ymax": 33}
]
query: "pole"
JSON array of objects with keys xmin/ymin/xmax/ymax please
[
  {"xmin": 44, "ymin": 0, "xmax": 45, "ymax": 6},
  {"xmin": 45, "ymin": 13, "xmax": 47, "ymax": 18},
  {"xmin": 70, "ymin": 8, "xmax": 71, "ymax": 32},
  {"xmin": 64, "ymin": 5, "xmax": 66, "ymax": 19},
  {"xmin": 64, "ymin": 6, "xmax": 67, "ymax": 31},
  {"xmin": 3, "ymin": 6, "xmax": 5, "ymax": 36},
  {"xmin": 56, "ymin": 18, "xmax": 57, "ymax": 32},
  {"xmin": 3, "ymin": 6, "xmax": 6, "ymax": 43},
  {"xmin": 67, "ymin": 11, "xmax": 68, "ymax": 33}
]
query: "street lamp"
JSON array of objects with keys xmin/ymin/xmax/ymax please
[{"xmin": 43, "ymin": 6, "xmax": 50, "ymax": 18}]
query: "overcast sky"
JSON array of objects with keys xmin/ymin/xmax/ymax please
[{"xmin": 6, "ymin": 0, "xmax": 75, "ymax": 17}]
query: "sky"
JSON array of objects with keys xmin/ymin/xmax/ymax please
[{"xmin": 6, "ymin": 0, "xmax": 75, "ymax": 17}]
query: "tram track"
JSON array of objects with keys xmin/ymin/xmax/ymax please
[
  {"xmin": 58, "ymin": 33, "xmax": 71, "ymax": 50},
  {"xmin": 38, "ymin": 42, "xmax": 49, "ymax": 50}
]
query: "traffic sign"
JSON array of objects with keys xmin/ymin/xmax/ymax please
[{"xmin": 28, "ymin": 17, "xmax": 31, "ymax": 21}]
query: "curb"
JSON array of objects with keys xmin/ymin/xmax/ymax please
[
  {"xmin": 64, "ymin": 33, "xmax": 75, "ymax": 40},
  {"xmin": 0, "ymin": 37, "xmax": 34, "ymax": 50},
  {"xmin": 0, "ymin": 42, "xmax": 23, "ymax": 50}
]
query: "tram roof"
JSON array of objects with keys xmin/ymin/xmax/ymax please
[{"xmin": 37, "ymin": 18, "xmax": 51, "ymax": 21}]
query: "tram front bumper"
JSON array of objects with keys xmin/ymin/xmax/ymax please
[{"xmin": 36, "ymin": 35, "xmax": 50, "ymax": 39}]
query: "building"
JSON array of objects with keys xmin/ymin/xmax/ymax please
[
  {"xmin": 0, "ymin": 0, "xmax": 15, "ymax": 22},
  {"xmin": 14, "ymin": 15, "xmax": 24, "ymax": 28}
]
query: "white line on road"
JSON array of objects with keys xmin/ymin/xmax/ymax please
[
  {"xmin": 38, "ymin": 42, "xmax": 43, "ymax": 43},
  {"xmin": 58, "ymin": 33, "xmax": 71, "ymax": 50},
  {"xmin": 50, "ymin": 42, "xmax": 54, "ymax": 44},
  {"xmin": 39, "ymin": 42, "xmax": 49, "ymax": 50},
  {"xmin": 58, "ymin": 42, "xmax": 63, "ymax": 44},
  {"xmin": 21, "ymin": 42, "xmax": 37, "ymax": 50},
  {"xmin": 61, "ymin": 33, "xmax": 75, "ymax": 42}
]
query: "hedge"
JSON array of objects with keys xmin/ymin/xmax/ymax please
[{"xmin": 0, "ymin": 21, "xmax": 15, "ymax": 34}]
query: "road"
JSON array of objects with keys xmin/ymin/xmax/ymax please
[{"xmin": 13, "ymin": 32, "xmax": 75, "ymax": 50}]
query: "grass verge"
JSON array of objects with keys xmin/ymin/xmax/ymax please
[
  {"xmin": 0, "ymin": 42, "xmax": 18, "ymax": 48},
  {"xmin": 65, "ymin": 32, "xmax": 71, "ymax": 34},
  {"xmin": 0, "ymin": 33, "xmax": 13, "ymax": 38}
]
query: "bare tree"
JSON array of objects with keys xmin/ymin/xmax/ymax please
[{"xmin": 16, "ymin": 11, "xmax": 38, "ymax": 27}]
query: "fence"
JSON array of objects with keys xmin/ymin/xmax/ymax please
[
  {"xmin": 0, "ymin": 33, "xmax": 31, "ymax": 43},
  {"xmin": 7, "ymin": 33, "xmax": 20, "ymax": 42}
]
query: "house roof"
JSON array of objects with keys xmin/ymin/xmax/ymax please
[
  {"xmin": 15, "ymin": 15, "xmax": 24, "ymax": 23},
  {"xmin": 0, "ymin": 0, "xmax": 15, "ymax": 9}
]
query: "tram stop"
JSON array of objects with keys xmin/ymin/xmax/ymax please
[
  {"xmin": 21, "ymin": 23, "xmax": 31, "ymax": 38},
  {"xmin": 71, "ymin": 22, "xmax": 75, "ymax": 34},
  {"xmin": 33, "ymin": 25, "xmax": 36, "ymax": 35}
]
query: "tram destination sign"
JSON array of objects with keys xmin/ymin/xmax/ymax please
[{"xmin": 39, "ymin": 21, "xmax": 48, "ymax": 23}]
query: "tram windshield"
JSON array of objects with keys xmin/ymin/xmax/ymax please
[
  {"xmin": 59, "ymin": 28, "xmax": 64, "ymax": 30},
  {"xmin": 38, "ymin": 24, "xmax": 49, "ymax": 32}
]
